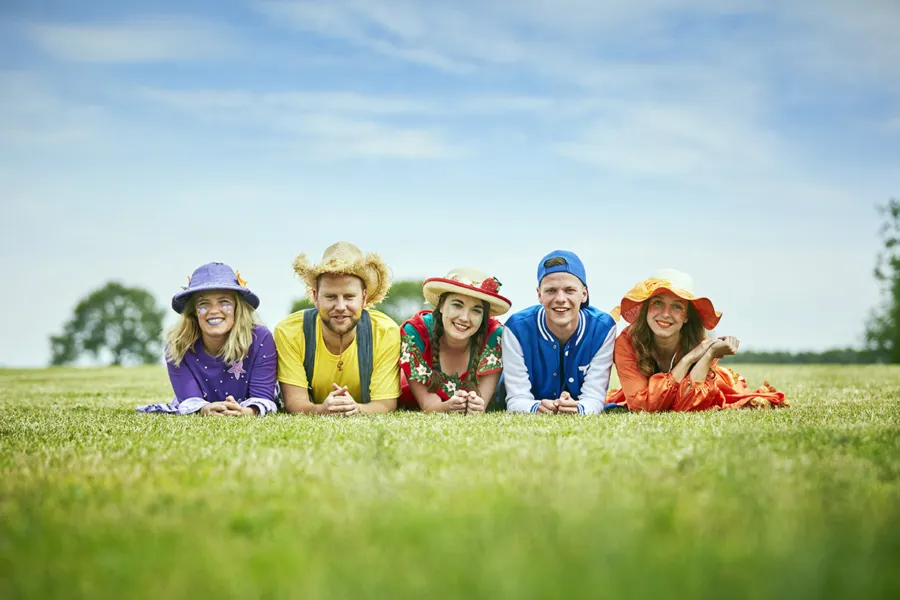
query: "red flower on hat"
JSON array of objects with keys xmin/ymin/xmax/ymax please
[{"xmin": 480, "ymin": 277, "xmax": 501, "ymax": 293}]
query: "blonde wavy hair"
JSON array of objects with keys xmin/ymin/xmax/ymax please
[{"xmin": 165, "ymin": 291, "xmax": 260, "ymax": 367}]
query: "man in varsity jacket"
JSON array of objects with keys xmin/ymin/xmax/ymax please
[{"xmin": 502, "ymin": 250, "xmax": 617, "ymax": 415}]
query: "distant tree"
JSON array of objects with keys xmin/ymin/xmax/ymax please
[
  {"xmin": 866, "ymin": 199, "xmax": 900, "ymax": 362},
  {"xmin": 289, "ymin": 279, "xmax": 425, "ymax": 325},
  {"xmin": 375, "ymin": 280, "xmax": 426, "ymax": 325},
  {"xmin": 289, "ymin": 297, "xmax": 315, "ymax": 314},
  {"xmin": 50, "ymin": 282, "xmax": 165, "ymax": 366},
  {"xmin": 721, "ymin": 348, "xmax": 882, "ymax": 365}
]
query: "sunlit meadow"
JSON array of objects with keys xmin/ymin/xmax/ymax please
[{"xmin": 1, "ymin": 365, "xmax": 898, "ymax": 599}]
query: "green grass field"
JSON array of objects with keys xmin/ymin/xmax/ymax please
[{"xmin": 1, "ymin": 365, "xmax": 898, "ymax": 599}]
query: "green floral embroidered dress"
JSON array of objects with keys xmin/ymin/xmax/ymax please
[{"xmin": 398, "ymin": 310, "xmax": 503, "ymax": 409}]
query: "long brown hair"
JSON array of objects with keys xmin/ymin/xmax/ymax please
[
  {"xmin": 428, "ymin": 293, "xmax": 491, "ymax": 393},
  {"xmin": 629, "ymin": 298, "xmax": 707, "ymax": 376}
]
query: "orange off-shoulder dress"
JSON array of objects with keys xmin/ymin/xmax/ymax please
[{"xmin": 605, "ymin": 325, "xmax": 788, "ymax": 412}]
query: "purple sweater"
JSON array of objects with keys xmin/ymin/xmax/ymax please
[{"xmin": 137, "ymin": 324, "xmax": 278, "ymax": 416}]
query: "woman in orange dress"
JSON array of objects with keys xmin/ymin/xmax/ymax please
[{"xmin": 606, "ymin": 269, "xmax": 787, "ymax": 412}]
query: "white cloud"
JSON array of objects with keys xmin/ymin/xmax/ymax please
[
  {"xmin": 141, "ymin": 88, "xmax": 433, "ymax": 116},
  {"xmin": 26, "ymin": 17, "xmax": 234, "ymax": 62},
  {"xmin": 141, "ymin": 87, "xmax": 564, "ymax": 117},
  {"xmin": 255, "ymin": 0, "xmax": 900, "ymax": 96},
  {"xmin": 553, "ymin": 101, "xmax": 783, "ymax": 179},
  {"xmin": 138, "ymin": 87, "xmax": 461, "ymax": 159},
  {"xmin": 256, "ymin": 1, "xmax": 475, "ymax": 72},
  {"xmin": 255, "ymin": 0, "xmax": 530, "ymax": 72},
  {"xmin": 288, "ymin": 114, "xmax": 462, "ymax": 158},
  {"xmin": 784, "ymin": 0, "xmax": 900, "ymax": 83},
  {"xmin": 246, "ymin": 0, "xmax": 899, "ymax": 183},
  {"xmin": 0, "ymin": 71, "xmax": 106, "ymax": 146}
]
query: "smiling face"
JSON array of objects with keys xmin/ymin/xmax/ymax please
[
  {"xmin": 537, "ymin": 272, "xmax": 587, "ymax": 335},
  {"xmin": 195, "ymin": 291, "xmax": 237, "ymax": 339},
  {"xmin": 440, "ymin": 293, "xmax": 486, "ymax": 344},
  {"xmin": 313, "ymin": 273, "xmax": 367, "ymax": 336},
  {"xmin": 646, "ymin": 291, "xmax": 688, "ymax": 340}
]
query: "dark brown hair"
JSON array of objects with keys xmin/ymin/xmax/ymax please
[
  {"xmin": 629, "ymin": 298, "xmax": 707, "ymax": 376},
  {"xmin": 428, "ymin": 293, "xmax": 491, "ymax": 393},
  {"xmin": 543, "ymin": 257, "xmax": 568, "ymax": 268}
]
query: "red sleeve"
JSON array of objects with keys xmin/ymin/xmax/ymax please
[
  {"xmin": 672, "ymin": 367, "xmax": 724, "ymax": 412},
  {"xmin": 615, "ymin": 329, "xmax": 679, "ymax": 412}
]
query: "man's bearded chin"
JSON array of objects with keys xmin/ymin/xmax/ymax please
[{"xmin": 321, "ymin": 312, "xmax": 360, "ymax": 335}]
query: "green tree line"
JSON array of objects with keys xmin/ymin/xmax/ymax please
[{"xmin": 721, "ymin": 348, "xmax": 885, "ymax": 365}]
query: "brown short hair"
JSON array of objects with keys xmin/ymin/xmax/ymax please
[
  {"xmin": 315, "ymin": 273, "xmax": 366, "ymax": 292},
  {"xmin": 543, "ymin": 257, "xmax": 568, "ymax": 269}
]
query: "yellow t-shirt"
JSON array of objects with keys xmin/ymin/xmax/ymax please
[{"xmin": 274, "ymin": 309, "xmax": 401, "ymax": 403}]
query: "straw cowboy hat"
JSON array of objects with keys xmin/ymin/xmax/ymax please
[
  {"xmin": 292, "ymin": 241, "xmax": 391, "ymax": 307},
  {"xmin": 171, "ymin": 262, "xmax": 259, "ymax": 314},
  {"xmin": 611, "ymin": 268, "xmax": 722, "ymax": 330},
  {"xmin": 422, "ymin": 267, "xmax": 512, "ymax": 317}
]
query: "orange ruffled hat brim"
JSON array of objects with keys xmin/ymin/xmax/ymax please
[{"xmin": 616, "ymin": 279, "xmax": 722, "ymax": 331}]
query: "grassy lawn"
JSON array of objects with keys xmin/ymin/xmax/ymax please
[{"xmin": 1, "ymin": 365, "xmax": 898, "ymax": 599}]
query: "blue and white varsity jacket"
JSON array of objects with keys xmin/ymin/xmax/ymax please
[{"xmin": 502, "ymin": 305, "xmax": 617, "ymax": 414}]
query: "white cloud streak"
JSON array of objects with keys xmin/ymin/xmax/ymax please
[
  {"xmin": 244, "ymin": 0, "xmax": 899, "ymax": 179},
  {"xmin": 254, "ymin": 0, "xmax": 900, "ymax": 88},
  {"xmin": 0, "ymin": 71, "xmax": 106, "ymax": 146},
  {"xmin": 553, "ymin": 101, "xmax": 784, "ymax": 179},
  {"xmin": 138, "ymin": 87, "xmax": 462, "ymax": 159},
  {"xmin": 26, "ymin": 18, "xmax": 234, "ymax": 63}
]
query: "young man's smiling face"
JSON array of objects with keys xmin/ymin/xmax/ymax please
[
  {"xmin": 537, "ymin": 272, "xmax": 587, "ymax": 334},
  {"xmin": 313, "ymin": 273, "xmax": 367, "ymax": 336}
]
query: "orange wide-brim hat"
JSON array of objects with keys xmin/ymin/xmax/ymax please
[{"xmin": 610, "ymin": 268, "xmax": 722, "ymax": 330}]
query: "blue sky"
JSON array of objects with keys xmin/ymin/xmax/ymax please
[{"xmin": 1, "ymin": 0, "xmax": 898, "ymax": 367}]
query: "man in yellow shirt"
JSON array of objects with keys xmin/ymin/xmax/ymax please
[{"xmin": 274, "ymin": 242, "xmax": 401, "ymax": 415}]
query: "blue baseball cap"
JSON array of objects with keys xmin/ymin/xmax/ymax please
[{"xmin": 536, "ymin": 250, "xmax": 589, "ymax": 308}]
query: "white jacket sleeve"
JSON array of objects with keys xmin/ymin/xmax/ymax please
[
  {"xmin": 502, "ymin": 327, "xmax": 540, "ymax": 413},
  {"xmin": 577, "ymin": 326, "xmax": 616, "ymax": 415},
  {"xmin": 241, "ymin": 397, "xmax": 278, "ymax": 416}
]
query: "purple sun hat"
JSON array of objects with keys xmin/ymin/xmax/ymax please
[{"xmin": 171, "ymin": 262, "xmax": 260, "ymax": 313}]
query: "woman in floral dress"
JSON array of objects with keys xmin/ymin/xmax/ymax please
[{"xmin": 398, "ymin": 268, "xmax": 511, "ymax": 413}]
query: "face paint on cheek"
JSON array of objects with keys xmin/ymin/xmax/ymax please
[
  {"xmin": 198, "ymin": 307, "xmax": 209, "ymax": 316},
  {"xmin": 222, "ymin": 303, "xmax": 233, "ymax": 314}
]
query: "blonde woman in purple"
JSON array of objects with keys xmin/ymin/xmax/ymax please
[{"xmin": 137, "ymin": 262, "xmax": 277, "ymax": 416}]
